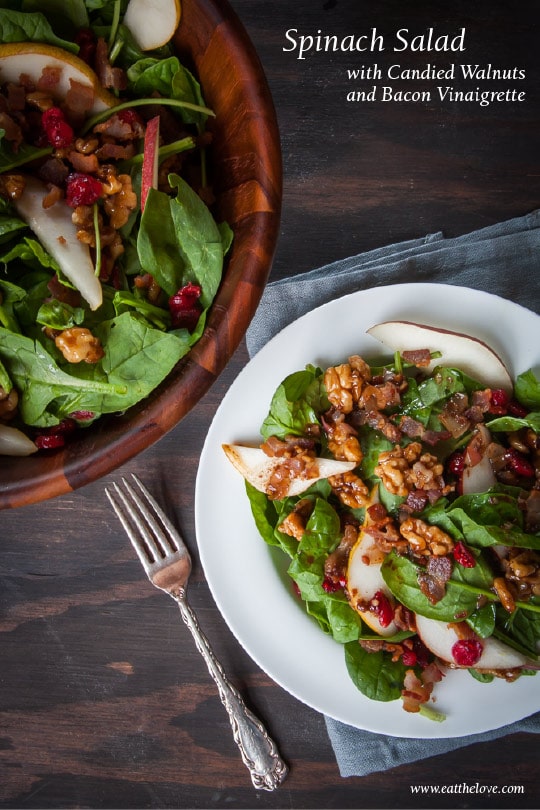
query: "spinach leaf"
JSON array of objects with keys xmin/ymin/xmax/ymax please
[
  {"xmin": 0, "ymin": 9, "xmax": 79, "ymax": 51},
  {"xmin": 495, "ymin": 601, "xmax": 540, "ymax": 658},
  {"xmin": 36, "ymin": 300, "xmax": 85, "ymax": 330},
  {"xmin": 381, "ymin": 550, "xmax": 492, "ymax": 621},
  {"xmin": 137, "ymin": 176, "xmax": 223, "ymax": 307},
  {"xmin": 0, "ymin": 236, "xmax": 60, "ymax": 273},
  {"xmin": 0, "ymin": 206, "xmax": 27, "ymax": 244},
  {"xmin": 515, "ymin": 368, "xmax": 540, "ymax": 409},
  {"xmin": 127, "ymin": 56, "xmax": 208, "ymax": 129},
  {"xmin": 297, "ymin": 497, "xmax": 341, "ymax": 557},
  {"xmin": 26, "ymin": 0, "xmax": 88, "ymax": 28},
  {"xmin": 0, "ymin": 313, "xmax": 190, "ymax": 426},
  {"xmin": 0, "ymin": 279, "xmax": 25, "ymax": 332},
  {"xmin": 245, "ymin": 480, "xmax": 282, "ymax": 549},
  {"xmin": 487, "ymin": 412, "xmax": 540, "ymax": 434},
  {"xmin": 345, "ymin": 641, "xmax": 407, "ymax": 702},
  {"xmin": 0, "ymin": 327, "xmax": 127, "ymax": 426},
  {"xmin": 261, "ymin": 366, "xmax": 326, "ymax": 440}
]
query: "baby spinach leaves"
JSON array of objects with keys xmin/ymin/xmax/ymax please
[{"xmin": 138, "ymin": 175, "xmax": 224, "ymax": 307}]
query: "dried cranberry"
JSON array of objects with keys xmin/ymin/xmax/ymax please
[
  {"xmin": 371, "ymin": 590, "xmax": 394, "ymax": 628},
  {"xmin": 169, "ymin": 283, "xmax": 202, "ymax": 331},
  {"xmin": 508, "ymin": 400, "xmax": 529, "ymax": 418},
  {"xmin": 489, "ymin": 388, "xmax": 509, "ymax": 414},
  {"xmin": 41, "ymin": 106, "xmax": 74, "ymax": 149},
  {"xmin": 35, "ymin": 433, "xmax": 66, "ymax": 450},
  {"xmin": 447, "ymin": 451, "xmax": 465, "ymax": 475},
  {"xmin": 322, "ymin": 577, "xmax": 340, "ymax": 593},
  {"xmin": 506, "ymin": 448, "xmax": 535, "ymax": 478},
  {"xmin": 453, "ymin": 541, "xmax": 476, "ymax": 568},
  {"xmin": 401, "ymin": 649, "xmax": 417, "ymax": 667},
  {"xmin": 65, "ymin": 172, "xmax": 103, "ymax": 207},
  {"xmin": 451, "ymin": 638, "xmax": 483, "ymax": 667},
  {"xmin": 35, "ymin": 418, "xmax": 79, "ymax": 449},
  {"xmin": 412, "ymin": 637, "xmax": 431, "ymax": 668}
]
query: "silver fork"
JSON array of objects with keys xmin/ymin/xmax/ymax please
[{"xmin": 105, "ymin": 474, "xmax": 288, "ymax": 791}]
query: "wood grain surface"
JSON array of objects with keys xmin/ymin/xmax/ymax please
[{"xmin": 1, "ymin": 0, "xmax": 539, "ymax": 808}]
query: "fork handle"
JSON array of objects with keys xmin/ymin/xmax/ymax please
[{"xmin": 176, "ymin": 596, "xmax": 288, "ymax": 791}]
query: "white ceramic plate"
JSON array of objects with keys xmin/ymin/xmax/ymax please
[{"xmin": 195, "ymin": 283, "xmax": 540, "ymax": 738}]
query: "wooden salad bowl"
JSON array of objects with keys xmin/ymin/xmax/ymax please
[{"xmin": 0, "ymin": 0, "xmax": 282, "ymax": 509}]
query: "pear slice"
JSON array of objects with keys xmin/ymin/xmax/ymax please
[
  {"xmin": 123, "ymin": 0, "xmax": 181, "ymax": 51},
  {"xmin": 222, "ymin": 444, "xmax": 356, "ymax": 498},
  {"xmin": 14, "ymin": 176, "xmax": 103, "ymax": 311},
  {"xmin": 0, "ymin": 43, "xmax": 116, "ymax": 113},
  {"xmin": 367, "ymin": 320, "xmax": 512, "ymax": 392},
  {"xmin": 415, "ymin": 614, "xmax": 530, "ymax": 670},
  {"xmin": 0, "ymin": 424, "xmax": 37, "ymax": 456},
  {"xmin": 346, "ymin": 490, "xmax": 400, "ymax": 636}
]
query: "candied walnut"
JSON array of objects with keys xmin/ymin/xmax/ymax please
[
  {"xmin": 375, "ymin": 443, "xmax": 420, "ymax": 497},
  {"xmin": 74, "ymin": 136, "xmax": 99, "ymax": 155},
  {"xmin": 375, "ymin": 442, "xmax": 451, "ymax": 500},
  {"xmin": 278, "ymin": 498, "xmax": 313, "ymax": 540},
  {"xmin": 324, "ymin": 355, "xmax": 371, "ymax": 413},
  {"xmin": 325, "ymin": 416, "xmax": 363, "ymax": 463},
  {"xmin": 102, "ymin": 172, "xmax": 137, "ymax": 229},
  {"xmin": 328, "ymin": 471, "xmax": 370, "ymax": 508},
  {"xmin": 0, "ymin": 172, "xmax": 25, "ymax": 201},
  {"xmin": 399, "ymin": 517, "xmax": 454, "ymax": 557},
  {"xmin": 54, "ymin": 327, "xmax": 104, "ymax": 364}
]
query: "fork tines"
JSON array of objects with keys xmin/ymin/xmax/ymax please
[{"xmin": 105, "ymin": 474, "xmax": 181, "ymax": 570}]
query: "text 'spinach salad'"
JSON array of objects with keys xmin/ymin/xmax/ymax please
[
  {"xmin": 0, "ymin": 0, "xmax": 232, "ymax": 456},
  {"xmin": 224, "ymin": 321, "xmax": 540, "ymax": 720}
]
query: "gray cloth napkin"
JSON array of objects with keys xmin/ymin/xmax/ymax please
[{"xmin": 245, "ymin": 212, "xmax": 540, "ymax": 777}]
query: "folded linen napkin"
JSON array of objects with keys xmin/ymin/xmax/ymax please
[{"xmin": 245, "ymin": 212, "xmax": 540, "ymax": 777}]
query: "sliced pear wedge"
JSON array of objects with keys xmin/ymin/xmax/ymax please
[
  {"xmin": 0, "ymin": 43, "xmax": 116, "ymax": 114},
  {"xmin": 222, "ymin": 444, "xmax": 356, "ymax": 498},
  {"xmin": 14, "ymin": 176, "xmax": 103, "ymax": 311},
  {"xmin": 0, "ymin": 424, "xmax": 37, "ymax": 456},
  {"xmin": 367, "ymin": 320, "xmax": 513, "ymax": 392},
  {"xmin": 346, "ymin": 488, "xmax": 400, "ymax": 636},
  {"xmin": 124, "ymin": 0, "xmax": 181, "ymax": 51},
  {"xmin": 415, "ymin": 614, "xmax": 531, "ymax": 670}
]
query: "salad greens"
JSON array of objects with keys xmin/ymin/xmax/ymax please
[
  {"xmin": 242, "ymin": 353, "xmax": 540, "ymax": 717},
  {"xmin": 0, "ymin": 0, "xmax": 231, "ymax": 450}
]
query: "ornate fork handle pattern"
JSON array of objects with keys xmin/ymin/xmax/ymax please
[{"xmin": 176, "ymin": 591, "xmax": 288, "ymax": 791}]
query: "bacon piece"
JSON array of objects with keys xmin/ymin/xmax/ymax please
[
  {"xmin": 37, "ymin": 65, "xmax": 61, "ymax": 93},
  {"xmin": 65, "ymin": 79, "xmax": 96, "ymax": 120},
  {"xmin": 94, "ymin": 37, "xmax": 127, "ymax": 92},
  {"xmin": 402, "ymin": 348, "xmax": 432, "ymax": 367}
]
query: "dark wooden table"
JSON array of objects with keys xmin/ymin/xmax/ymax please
[{"xmin": 1, "ymin": 1, "xmax": 539, "ymax": 807}]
